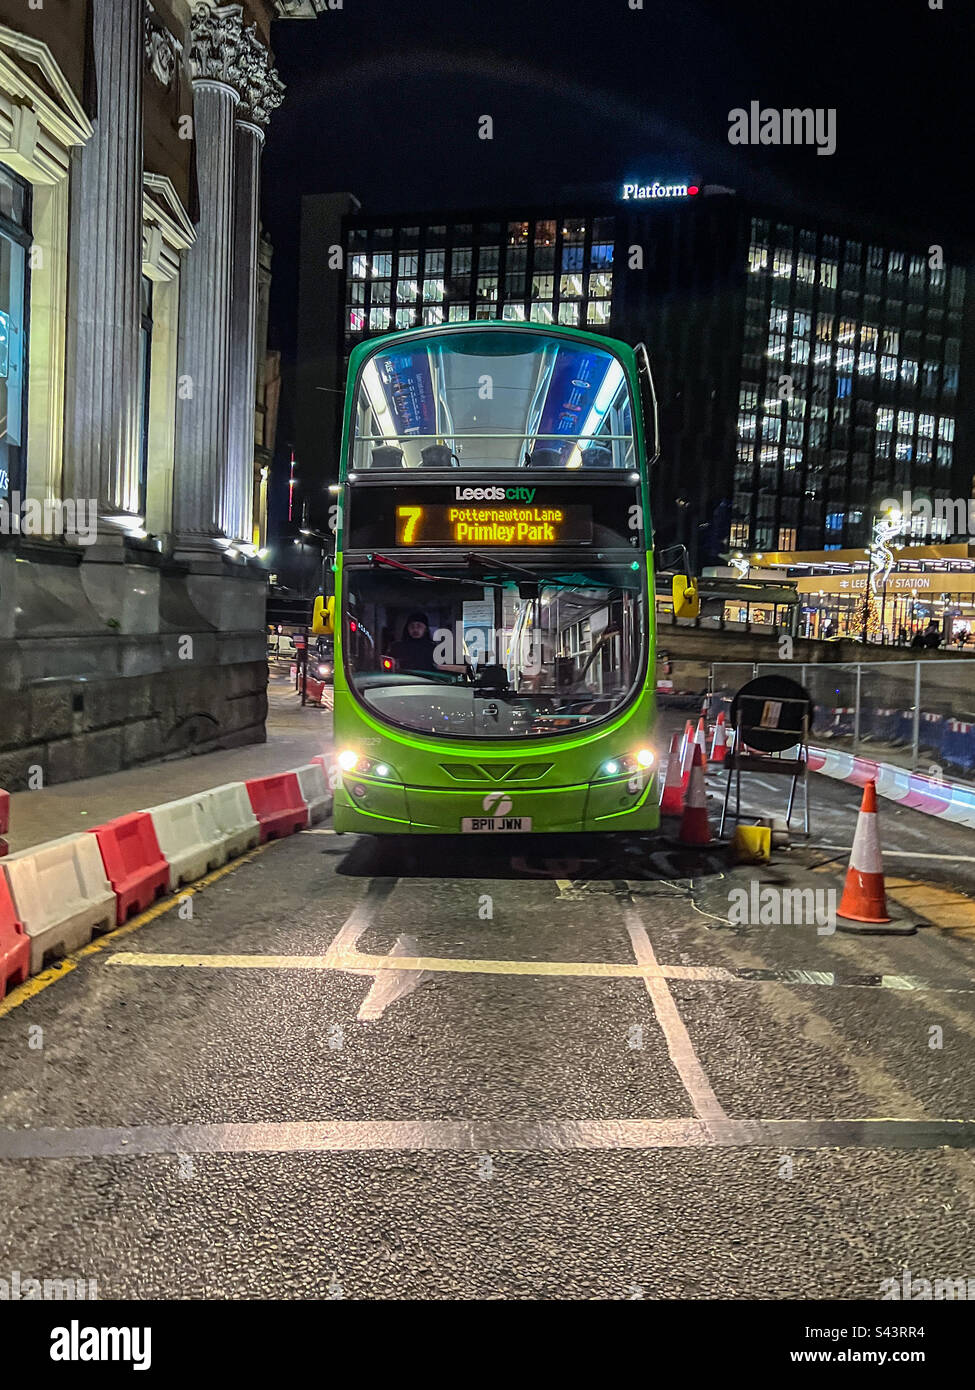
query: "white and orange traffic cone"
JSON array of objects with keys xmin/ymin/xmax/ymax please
[
  {"xmin": 694, "ymin": 716, "xmax": 708, "ymax": 759},
  {"xmin": 679, "ymin": 746, "xmax": 712, "ymax": 846},
  {"xmin": 680, "ymin": 726, "xmax": 696, "ymax": 790},
  {"xmin": 837, "ymin": 781, "xmax": 890, "ymax": 924},
  {"xmin": 680, "ymin": 719, "xmax": 694, "ymax": 760},
  {"xmin": 659, "ymin": 732, "xmax": 684, "ymax": 816},
  {"xmin": 710, "ymin": 711, "xmax": 729, "ymax": 764}
]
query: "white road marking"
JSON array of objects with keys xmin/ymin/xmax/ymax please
[
  {"xmin": 622, "ymin": 903, "xmax": 728, "ymax": 1128},
  {"xmin": 323, "ymin": 878, "xmax": 398, "ymax": 959},
  {"xmin": 3, "ymin": 1116, "xmax": 972, "ymax": 1159},
  {"xmin": 356, "ymin": 934, "xmax": 432, "ymax": 1021},
  {"xmin": 812, "ymin": 845, "xmax": 975, "ymax": 862}
]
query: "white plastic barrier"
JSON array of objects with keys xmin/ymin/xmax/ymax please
[
  {"xmin": 810, "ymin": 743, "xmax": 975, "ymax": 828},
  {"xmin": 874, "ymin": 762, "xmax": 908, "ymax": 805},
  {"xmin": 293, "ymin": 762, "xmax": 332, "ymax": 825},
  {"xmin": 1, "ymin": 833, "xmax": 115, "ymax": 974},
  {"xmin": 941, "ymin": 782, "xmax": 975, "ymax": 831},
  {"xmin": 205, "ymin": 782, "xmax": 261, "ymax": 858},
  {"xmin": 144, "ymin": 793, "xmax": 227, "ymax": 890}
]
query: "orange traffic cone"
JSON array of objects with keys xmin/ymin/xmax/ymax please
[
  {"xmin": 659, "ymin": 732, "xmax": 684, "ymax": 816},
  {"xmin": 694, "ymin": 716, "xmax": 708, "ymax": 758},
  {"xmin": 837, "ymin": 781, "xmax": 890, "ymax": 923},
  {"xmin": 710, "ymin": 711, "xmax": 729, "ymax": 763},
  {"xmin": 680, "ymin": 719, "xmax": 694, "ymax": 760},
  {"xmin": 679, "ymin": 746, "xmax": 712, "ymax": 845},
  {"xmin": 680, "ymin": 727, "xmax": 696, "ymax": 789}
]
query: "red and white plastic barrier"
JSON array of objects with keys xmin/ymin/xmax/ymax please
[
  {"xmin": 205, "ymin": 783, "xmax": 262, "ymax": 858},
  {"xmin": 1, "ymin": 833, "xmax": 116, "ymax": 974},
  {"xmin": 90, "ymin": 812, "xmax": 170, "ymax": 924},
  {"xmin": 808, "ymin": 745, "xmax": 975, "ymax": 829},
  {"xmin": 0, "ymin": 870, "xmax": 29, "ymax": 999},
  {"xmin": 0, "ymin": 760, "xmax": 336, "ymax": 992}
]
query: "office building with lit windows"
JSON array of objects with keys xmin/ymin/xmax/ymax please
[{"xmin": 294, "ymin": 188, "xmax": 972, "ymax": 575}]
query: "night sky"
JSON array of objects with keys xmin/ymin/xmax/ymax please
[{"xmin": 262, "ymin": 0, "xmax": 970, "ymax": 426}]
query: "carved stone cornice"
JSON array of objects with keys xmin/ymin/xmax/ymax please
[
  {"xmin": 187, "ymin": 3, "xmax": 284, "ymax": 126},
  {"xmin": 237, "ymin": 26, "xmax": 285, "ymax": 127},
  {"xmin": 143, "ymin": 2, "xmax": 182, "ymax": 90}
]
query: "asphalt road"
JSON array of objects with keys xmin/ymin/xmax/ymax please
[{"xmin": 2, "ymin": 714, "xmax": 975, "ymax": 1300}]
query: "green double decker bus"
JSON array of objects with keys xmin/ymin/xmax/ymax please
[{"xmin": 331, "ymin": 321, "xmax": 660, "ymax": 837}]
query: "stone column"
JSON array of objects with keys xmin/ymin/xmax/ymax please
[
  {"xmin": 226, "ymin": 37, "xmax": 282, "ymax": 547},
  {"xmin": 172, "ymin": 78, "xmax": 237, "ymax": 553},
  {"xmin": 172, "ymin": 4, "xmax": 283, "ymax": 557},
  {"xmin": 171, "ymin": 4, "xmax": 241, "ymax": 554},
  {"xmin": 226, "ymin": 121, "xmax": 262, "ymax": 546},
  {"xmin": 64, "ymin": 0, "xmax": 143, "ymax": 529}
]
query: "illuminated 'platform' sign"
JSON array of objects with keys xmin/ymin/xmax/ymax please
[{"xmin": 620, "ymin": 181, "xmax": 699, "ymax": 200}]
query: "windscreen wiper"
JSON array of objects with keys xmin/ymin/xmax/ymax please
[
  {"xmin": 464, "ymin": 551, "xmax": 542, "ymax": 598},
  {"xmin": 463, "ymin": 552, "xmax": 606, "ymax": 597},
  {"xmin": 368, "ymin": 553, "xmax": 500, "ymax": 590}
]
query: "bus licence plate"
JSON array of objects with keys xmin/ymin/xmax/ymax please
[{"xmin": 461, "ymin": 817, "xmax": 532, "ymax": 833}]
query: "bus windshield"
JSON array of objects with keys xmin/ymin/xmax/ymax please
[
  {"xmin": 350, "ymin": 328, "xmax": 636, "ymax": 473},
  {"xmin": 343, "ymin": 562, "xmax": 645, "ymax": 738}
]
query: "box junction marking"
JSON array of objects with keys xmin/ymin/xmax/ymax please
[{"xmin": 3, "ymin": 870, "xmax": 975, "ymax": 1159}]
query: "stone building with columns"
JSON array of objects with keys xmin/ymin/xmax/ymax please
[{"xmin": 0, "ymin": 0, "xmax": 304, "ymax": 788}]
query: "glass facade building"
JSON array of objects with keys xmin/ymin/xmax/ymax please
[
  {"xmin": 733, "ymin": 218, "xmax": 964, "ymax": 554},
  {"xmin": 343, "ymin": 215, "xmax": 616, "ymax": 345}
]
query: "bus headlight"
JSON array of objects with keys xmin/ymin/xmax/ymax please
[
  {"xmin": 595, "ymin": 750, "xmax": 655, "ymax": 779},
  {"xmin": 343, "ymin": 755, "xmax": 400, "ymax": 781},
  {"xmin": 337, "ymin": 749, "xmax": 359, "ymax": 771}
]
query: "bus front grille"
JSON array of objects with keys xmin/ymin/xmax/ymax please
[{"xmin": 440, "ymin": 763, "xmax": 554, "ymax": 783}]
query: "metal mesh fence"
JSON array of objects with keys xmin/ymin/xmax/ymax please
[{"xmin": 710, "ymin": 659, "xmax": 975, "ymax": 784}]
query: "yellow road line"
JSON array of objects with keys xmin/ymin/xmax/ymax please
[
  {"xmin": 0, "ymin": 843, "xmax": 273, "ymax": 1019},
  {"xmin": 105, "ymin": 950, "xmax": 734, "ymax": 982}
]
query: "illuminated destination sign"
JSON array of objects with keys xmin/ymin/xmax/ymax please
[
  {"xmin": 395, "ymin": 503, "xmax": 593, "ymax": 547},
  {"xmin": 620, "ymin": 181, "xmax": 699, "ymax": 201},
  {"xmin": 346, "ymin": 484, "xmax": 635, "ymax": 550}
]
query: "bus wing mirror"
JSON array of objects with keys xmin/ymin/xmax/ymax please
[
  {"xmin": 672, "ymin": 574, "xmax": 700, "ymax": 619},
  {"xmin": 312, "ymin": 595, "xmax": 335, "ymax": 635}
]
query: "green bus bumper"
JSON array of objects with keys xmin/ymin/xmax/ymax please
[{"xmin": 332, "ymin": 772, "xmax": 660, "ymax": 835}]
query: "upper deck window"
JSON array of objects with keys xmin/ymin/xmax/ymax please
[{"xmin": 349, "ymin": 328, "xmax": 636, "ymax": 474}]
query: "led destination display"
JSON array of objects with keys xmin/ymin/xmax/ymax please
[
  {"xmin": 345, "ymin": 484, "xmax": 638, "ymax": 551},
  {"xmin": 395, "ymin": 503, "xmax": 593, "ymax": 547}
]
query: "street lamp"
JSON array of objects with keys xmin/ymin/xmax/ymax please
[{"xmin": 300, "ymin": 526, "xmax": 333, "ymax": 597}]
